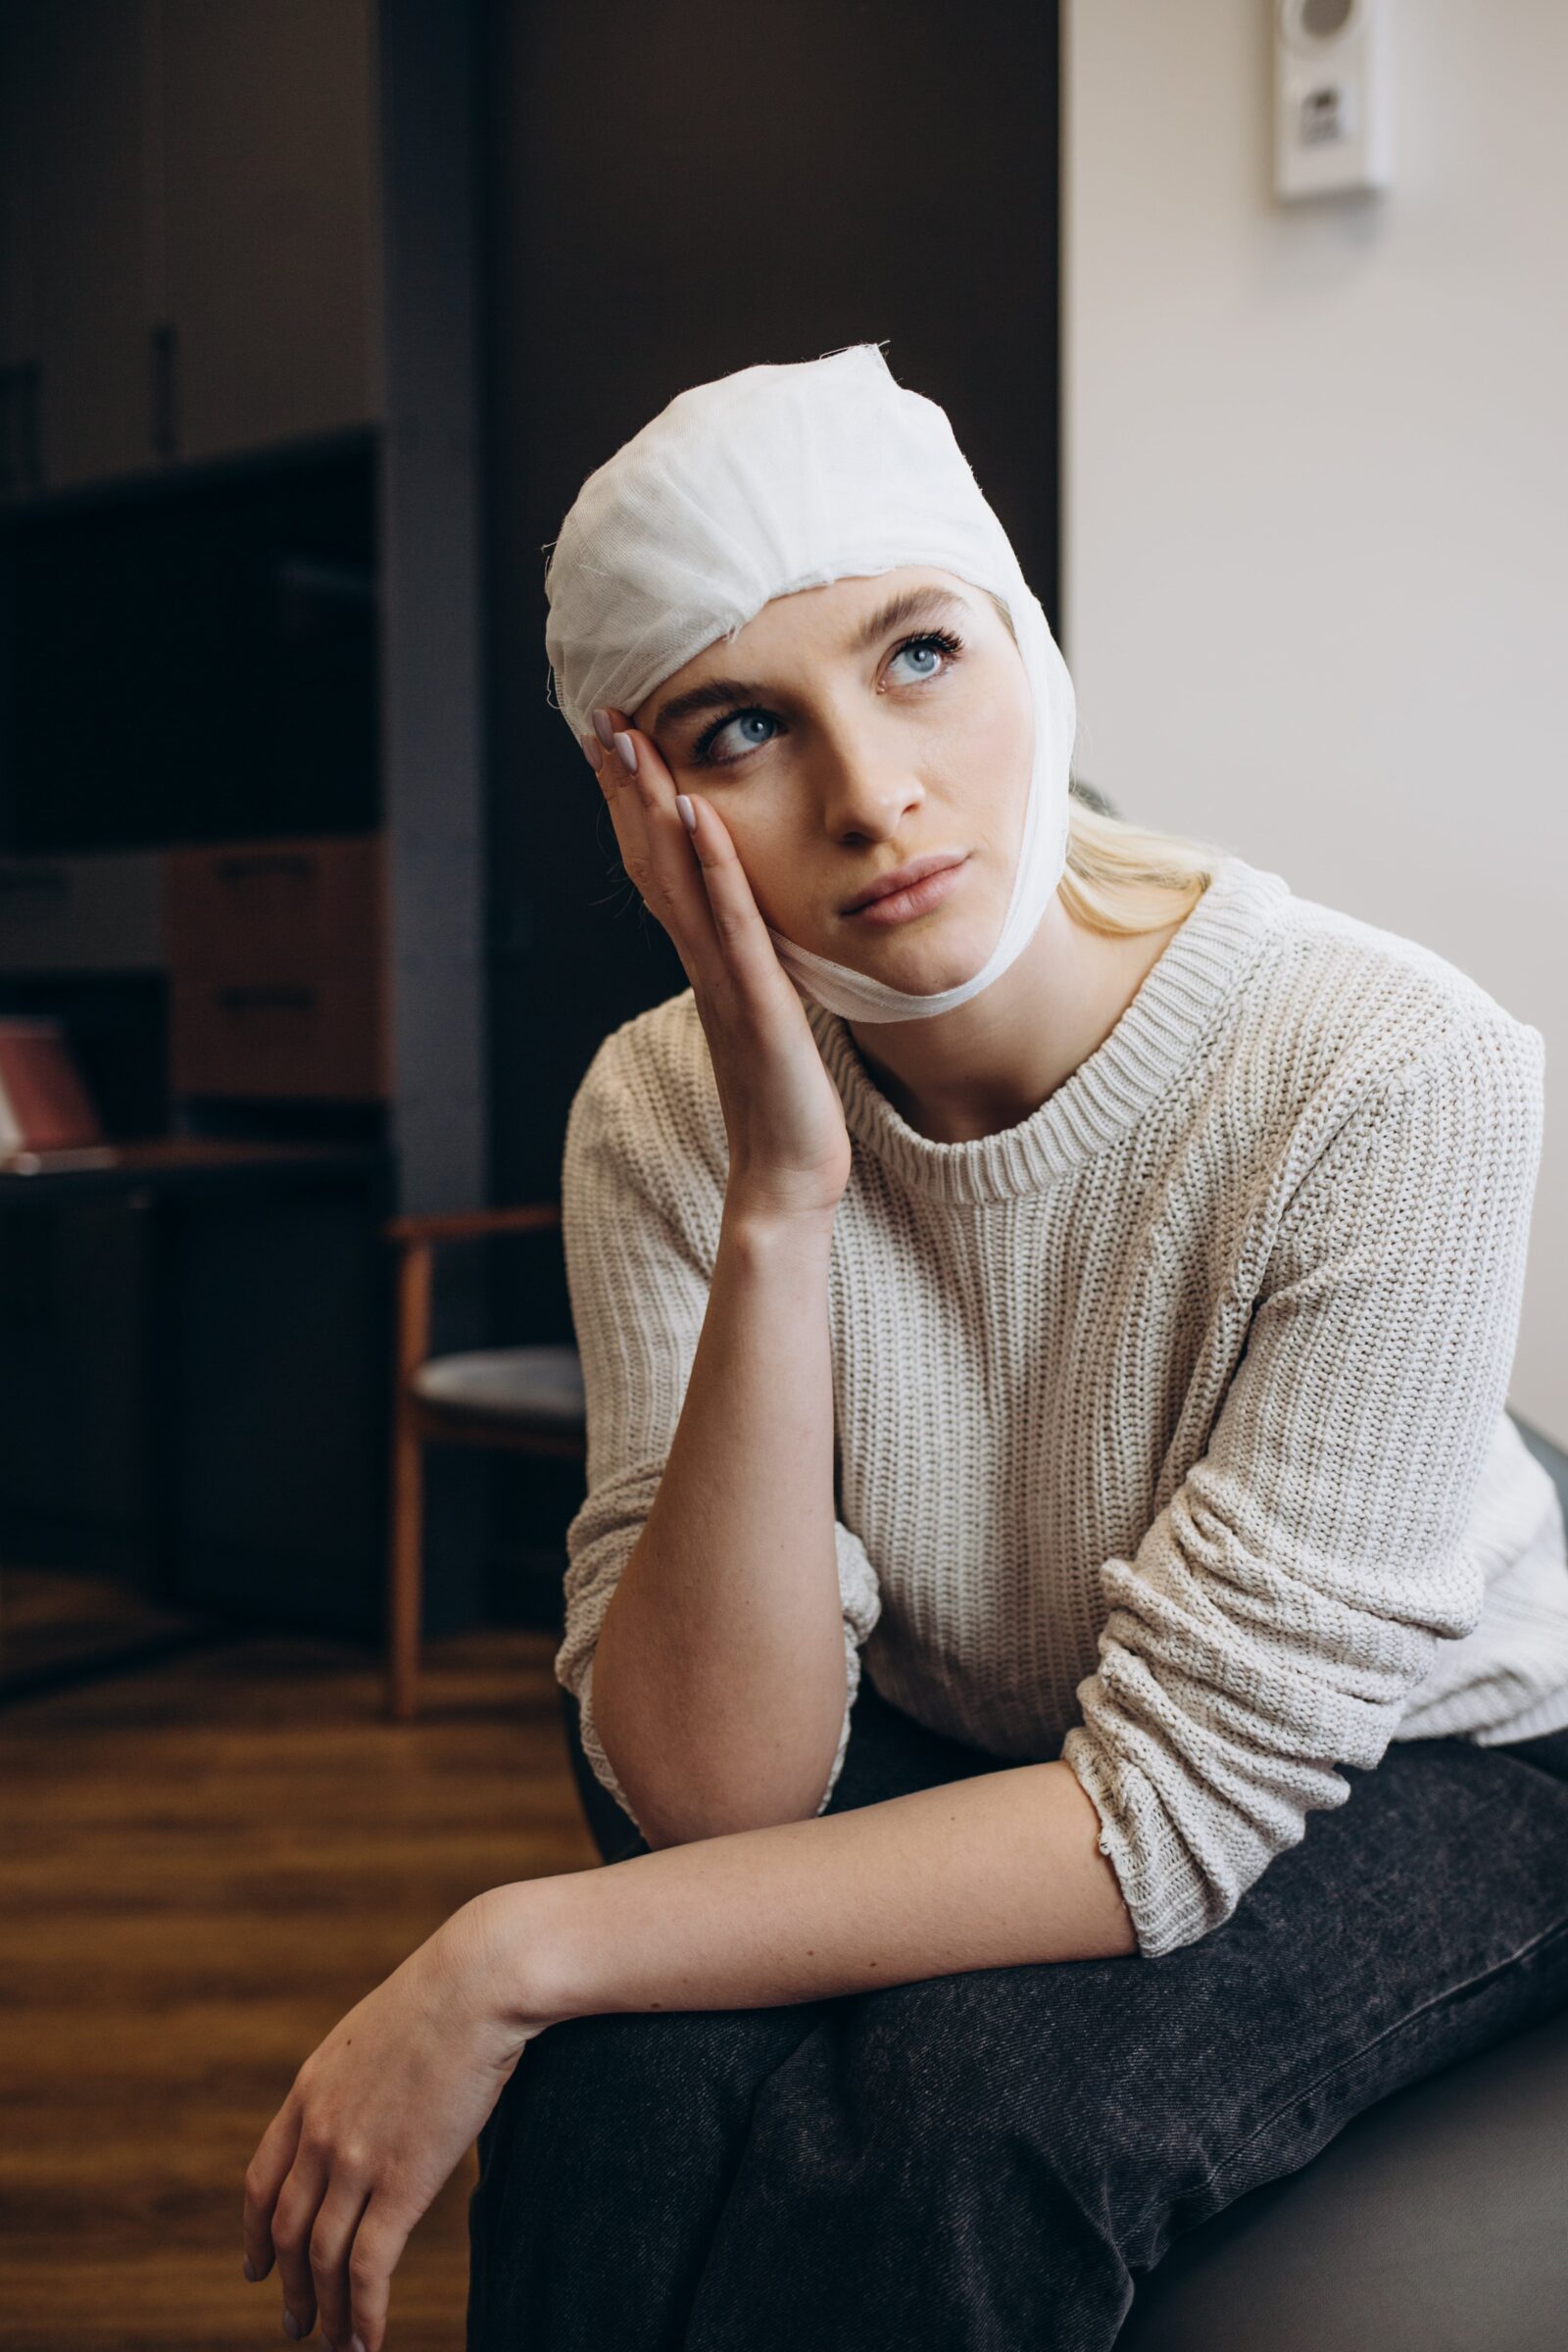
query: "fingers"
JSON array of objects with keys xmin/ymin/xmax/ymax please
[
  {"xmin": 242, "ymin": 2100, "xmax": 298, "ymax": 2293},
  {"xmin": 270, "ymin": 2150, "xmax": 328, "ymax": 2338},
  {"xmin": 243, "ymin": 2100, "xmax": 397, "ymax": 2352},
  {"xmin": 583, "ymin": 706, "xmax": 718, "ymax": 984},
  {"xmin": 581, "ymin": 708, "xmax": 789, "ymax": 1004},
  {"xmin": 339, "ymin": 2195, "xmax": 416, "ymax": 2352},
  {"xmin": 678, "ymin": 789, "xmax": 801, "ymax": 996},
  {"xmin": 309, "ymin": 2173, "xmax": 373, "ymax": 2350}
]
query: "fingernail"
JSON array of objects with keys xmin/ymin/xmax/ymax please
[
  {"xmin": 578, "ymin": 729, "xmax": 604, "ymax": 772},
  {"xmin": 612, "ymin": 730, "xmax": 638, "ymax": 776},
  {"xmin": 243, "ymin": 2256, "xmax": 258, "ymax": 2282},
  {"xmin": 591, "ymin": 709, "xmax": 615, "ymax": 750},
  {"xmin": 282, "ymin": 2311, "xmax": 302, "ymax": 2341},
  {"xmin": 350, "ymin": 2337, "xmax": 368, "ymax": 2352},
  {"xmin": 676, "ymin": 794, "xmax": 696, "ymax": 834}
]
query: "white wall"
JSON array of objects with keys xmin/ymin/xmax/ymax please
[{"xmin": 1062, "ymin": 0, "xmax": 1567, "ymax": 1444}]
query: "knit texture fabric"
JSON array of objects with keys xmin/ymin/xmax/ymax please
[{"xmin": 555, "ymin": 851, "xmax": 1568, "ymax": 1957}]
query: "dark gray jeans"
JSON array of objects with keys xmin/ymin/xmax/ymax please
[{"xmin": 466, "ymin": 1672, "xmax": 1568, "ymax": 2351}]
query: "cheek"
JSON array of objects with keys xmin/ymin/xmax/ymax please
[
  {"xmin": 970, "ymin": 696, "xmax": 1025, "ymax": 764},
  {"xmin": 935, "ymin": 673, "xmax": 1033, "ymax": 805},
  {"xmin": 720, "ymin": 816, "xmax": 792, "ymax": 924}
]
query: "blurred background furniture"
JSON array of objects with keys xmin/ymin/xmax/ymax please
[
  {"xmin": 0, "ymin": 1133, "xmax": 390, "ymax": 1702},
  {"xmin": 384, "ymin": 1200, "xmax": 584, "ymax": 1719},
  {"xmin": 0, "ymin": 0, "xmax": 492, "ymax": 1679}
]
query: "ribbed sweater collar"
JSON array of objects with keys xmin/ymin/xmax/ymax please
[{"xmin": 804, "ymin": 852, "xmax": 1292, "ymax": 1204}]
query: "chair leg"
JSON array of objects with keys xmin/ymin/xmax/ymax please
[{"xmin": 388, "ymin": 1406, "xmax": 423, "ymax": 1720}]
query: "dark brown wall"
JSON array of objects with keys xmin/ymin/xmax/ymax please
[{"xmin": 482, "ymin": 0, "xmax": 1061, "ymax": 1230}]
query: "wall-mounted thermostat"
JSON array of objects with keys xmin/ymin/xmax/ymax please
[{"xmin": 1274, "ymin": 0, "xmax": 1394, "ymax": 202}]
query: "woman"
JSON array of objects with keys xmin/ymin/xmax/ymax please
[{"xmin": 240, "ymin": 347, "xmax": 1568, "ymax": 2352}]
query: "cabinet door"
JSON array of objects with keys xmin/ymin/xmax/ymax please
[
  {"xmin": 160, "ymin": 0, "xmax": 379, "ymax": 464},
  {"xmin": 0, "ymin": 1199, "xmax": 151, "ymax": 1567},
  {"xmin": 173, "ymin": 1187, "xmax": 386, "ymax": 1634},
  {"xmin": 21, "ymin": 0, "xmax": 159, "ymax": 491}
]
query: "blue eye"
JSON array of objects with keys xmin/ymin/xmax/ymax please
[
  {"xmin": 689, "ymin": 628, "xmax": 964, "ymax": 768},
  {"xmin": 696, "ymin": 710, "xmax": 779, "ymax": 765},
  {"xmin": 890, "ymin": 638, "xmax": 944, "ymax": 680}
]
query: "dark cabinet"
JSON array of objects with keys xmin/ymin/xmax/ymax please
[
  {"xmin": 0, "ymin": 1147, "xmax": 393, "ymax": 1637},
  {"xmin": 0, "ymin": 1, "xmax": 495, "ymax": 1663},
  {"xmin": 0, "ymin": 1196, "xmax": 151, "ymax": 1570},
  {"xmin": 2, "ymin": 438, "xmax": 380, "ymax": 858},
  {"xmin": 159, "ymin": 0, "xmax": 379, "ymax": 466},
  {"xmin": 0, "ymin": 1, "xmax": 155, "ymax": 493},
  {"xmin": 0, "ymin": 0, "xmax": 380, "ymax": 499},
  {"xmin": 167, "ymin": 834, "xmax": 388, "ymax": 1101},
  {"xmin": 0, "ymin": 852, "xmax": 166, "ymax": 975},
  {"xmin": 173, "ymin": 1181, "xmax": 388, "ymax": 1633}
]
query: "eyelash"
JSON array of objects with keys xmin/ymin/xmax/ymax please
[{"xmin": 688, "ymin": 627, "xmax": 967, "ymax": 768}]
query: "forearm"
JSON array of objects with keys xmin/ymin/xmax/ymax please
[
  {"xmin": 590, "ymin": 1201, "xmax": 848, "ymax": 1847},
  {"xmin": 491, "ymin": 1760, "xmax": 1138, "ymax": 2029}
]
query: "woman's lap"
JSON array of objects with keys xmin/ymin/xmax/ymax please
[{"xmin": 467, "ymin": 1682, "xmax": 1568, "ymax": 2351}]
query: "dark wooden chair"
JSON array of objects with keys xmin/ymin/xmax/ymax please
[{"xmin": 382, "ymin": 1201, "xmax": 585, "ymax": 1719}]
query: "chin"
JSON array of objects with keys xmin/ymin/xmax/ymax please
[
  {"xmin": 850, "ymin": 912, "xmax": 996, "ymax": 990},
  {"xmin": 846, "ymin": 950, "xmax": 985, "ymax": 999}
]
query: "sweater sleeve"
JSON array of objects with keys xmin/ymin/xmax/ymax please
[
  {"xmin": 1060, "ymin": 1010, "xmax": 1546, "ymax": 1960},
  {"xmin": 554, "ymin": 1044, "xmax": 883, "ymax": 1836}
]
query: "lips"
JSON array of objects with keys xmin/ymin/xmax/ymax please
[{"xmin": 841, "ymin": 852, "xmax": 967, "ymax": 914}]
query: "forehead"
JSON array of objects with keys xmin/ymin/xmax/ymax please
[{"xmin": 639, "ymin": 568, "xmax": 986, "ymax": 736}]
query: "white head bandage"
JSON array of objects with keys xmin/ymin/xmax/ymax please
[{"xmin": 543, "ymin": 342, "xmax": 1077, "ymax": 1023}]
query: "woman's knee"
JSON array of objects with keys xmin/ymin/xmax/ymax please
[
  {"xmin": 822, "ymin": 1963, "xmax": 1198, "ymax": 2245},
  {"xmin": 487, "ymin": 1996, "xmax": 830, "ymax": 2171},
  {"xmin": 469, "ymin": 2004, "xmax": 833, "ymax": 2351}
]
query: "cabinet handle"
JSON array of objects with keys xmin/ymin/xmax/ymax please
[
  {"xmin": 18, "ymin": 360, "xmax": 40, "ymax": 490},
  {"xmin": 213, "ymin": 852, "xmax": 315, "ymax": 882},
  {"xmin": 151, "ymin": 322, "xmax": 178, "ymax": 459},
  {"xmin": 215, "ymin": 985, "xmax": 318, "ymax": 1011}
]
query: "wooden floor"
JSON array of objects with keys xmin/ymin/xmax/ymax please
[
  {"xmin": 1, "ymin": 1619, "xmax": 598, "ymax": 2351},
  {"xmin": 0, "ymin": 1562, "xmax": 215, "ymax": 1692}
]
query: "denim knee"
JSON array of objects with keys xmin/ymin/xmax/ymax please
[
  {"xmin": 511, "ymin": 2000, "xmax": 786, "ymax": 2126},
  {"xmin": 820, "ymin": 1964, "xmax": 1206, "ymax": 2263}
]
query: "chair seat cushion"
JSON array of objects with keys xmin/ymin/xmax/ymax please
[
  {"xmin": 1119, "ymin": 1999, "xmax": 1568, "ymax": 2350},
  {"xmin": 411, "ymin": 1344, "xmax": 585, "ymax": 1428}
]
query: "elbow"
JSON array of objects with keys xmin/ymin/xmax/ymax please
[
  {"xmin": 633, "ymin": 1780, "xmax": 829, "ymax": 1850},
  {"xmin": 608, "ymin": 1734, "xmax": 840, "ymax": 1850},
  {"xmin": 590, "ymin": 1645, "xmax": 847, "ymax": 1847}
]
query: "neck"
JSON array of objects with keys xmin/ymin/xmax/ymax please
[{"xmin": 844, "ymin": 889, "xmax": 1189, "ymax": 1146}]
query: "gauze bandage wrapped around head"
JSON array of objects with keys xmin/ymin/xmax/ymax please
[{"xmin": 544, "ymin": 342, "xmax": 1077, "ymax": 1022}]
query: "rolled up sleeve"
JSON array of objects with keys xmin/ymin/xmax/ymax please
[{"xmin": 1060, "ymin": 1013, "xmax": 1546, "ymax": 1958}]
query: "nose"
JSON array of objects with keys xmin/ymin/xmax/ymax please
[{"xmin": 816, "ymin": 723, "xmax": 926, "ymax": 842}]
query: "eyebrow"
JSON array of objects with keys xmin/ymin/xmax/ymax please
[{"xmin": 648, "ymin": 584, "xmax": 976, "ymax": 737}]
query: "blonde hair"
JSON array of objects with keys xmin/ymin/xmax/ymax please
[{"xmin": 980, "ymin": 586, "xmax": 1229, "ymax": 939}]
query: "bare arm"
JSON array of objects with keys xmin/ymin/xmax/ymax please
[
  {"xmin": 242, "ymin": 1762, "xmax": 1136, "ymax": 2352},
  {"xmin": 589, "ymin": 1202, "xmax": 849, "ymax": 1848},
  {"xmin": 483, "ymin": 1760, "xmax": 1139, "ymax": 2031},
  {"xmin": 576, "ymin": 704, "xmax": 866, "ymax": 1849}
]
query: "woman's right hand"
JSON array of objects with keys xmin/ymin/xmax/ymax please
[{"xmin": 582, "ymin": 706, "xmax": 852, "ymax": 1228}]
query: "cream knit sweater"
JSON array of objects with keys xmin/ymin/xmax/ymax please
[{"xmin": 556, "ymin": 852, "xmax": 1568, "ymax": 1958}]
